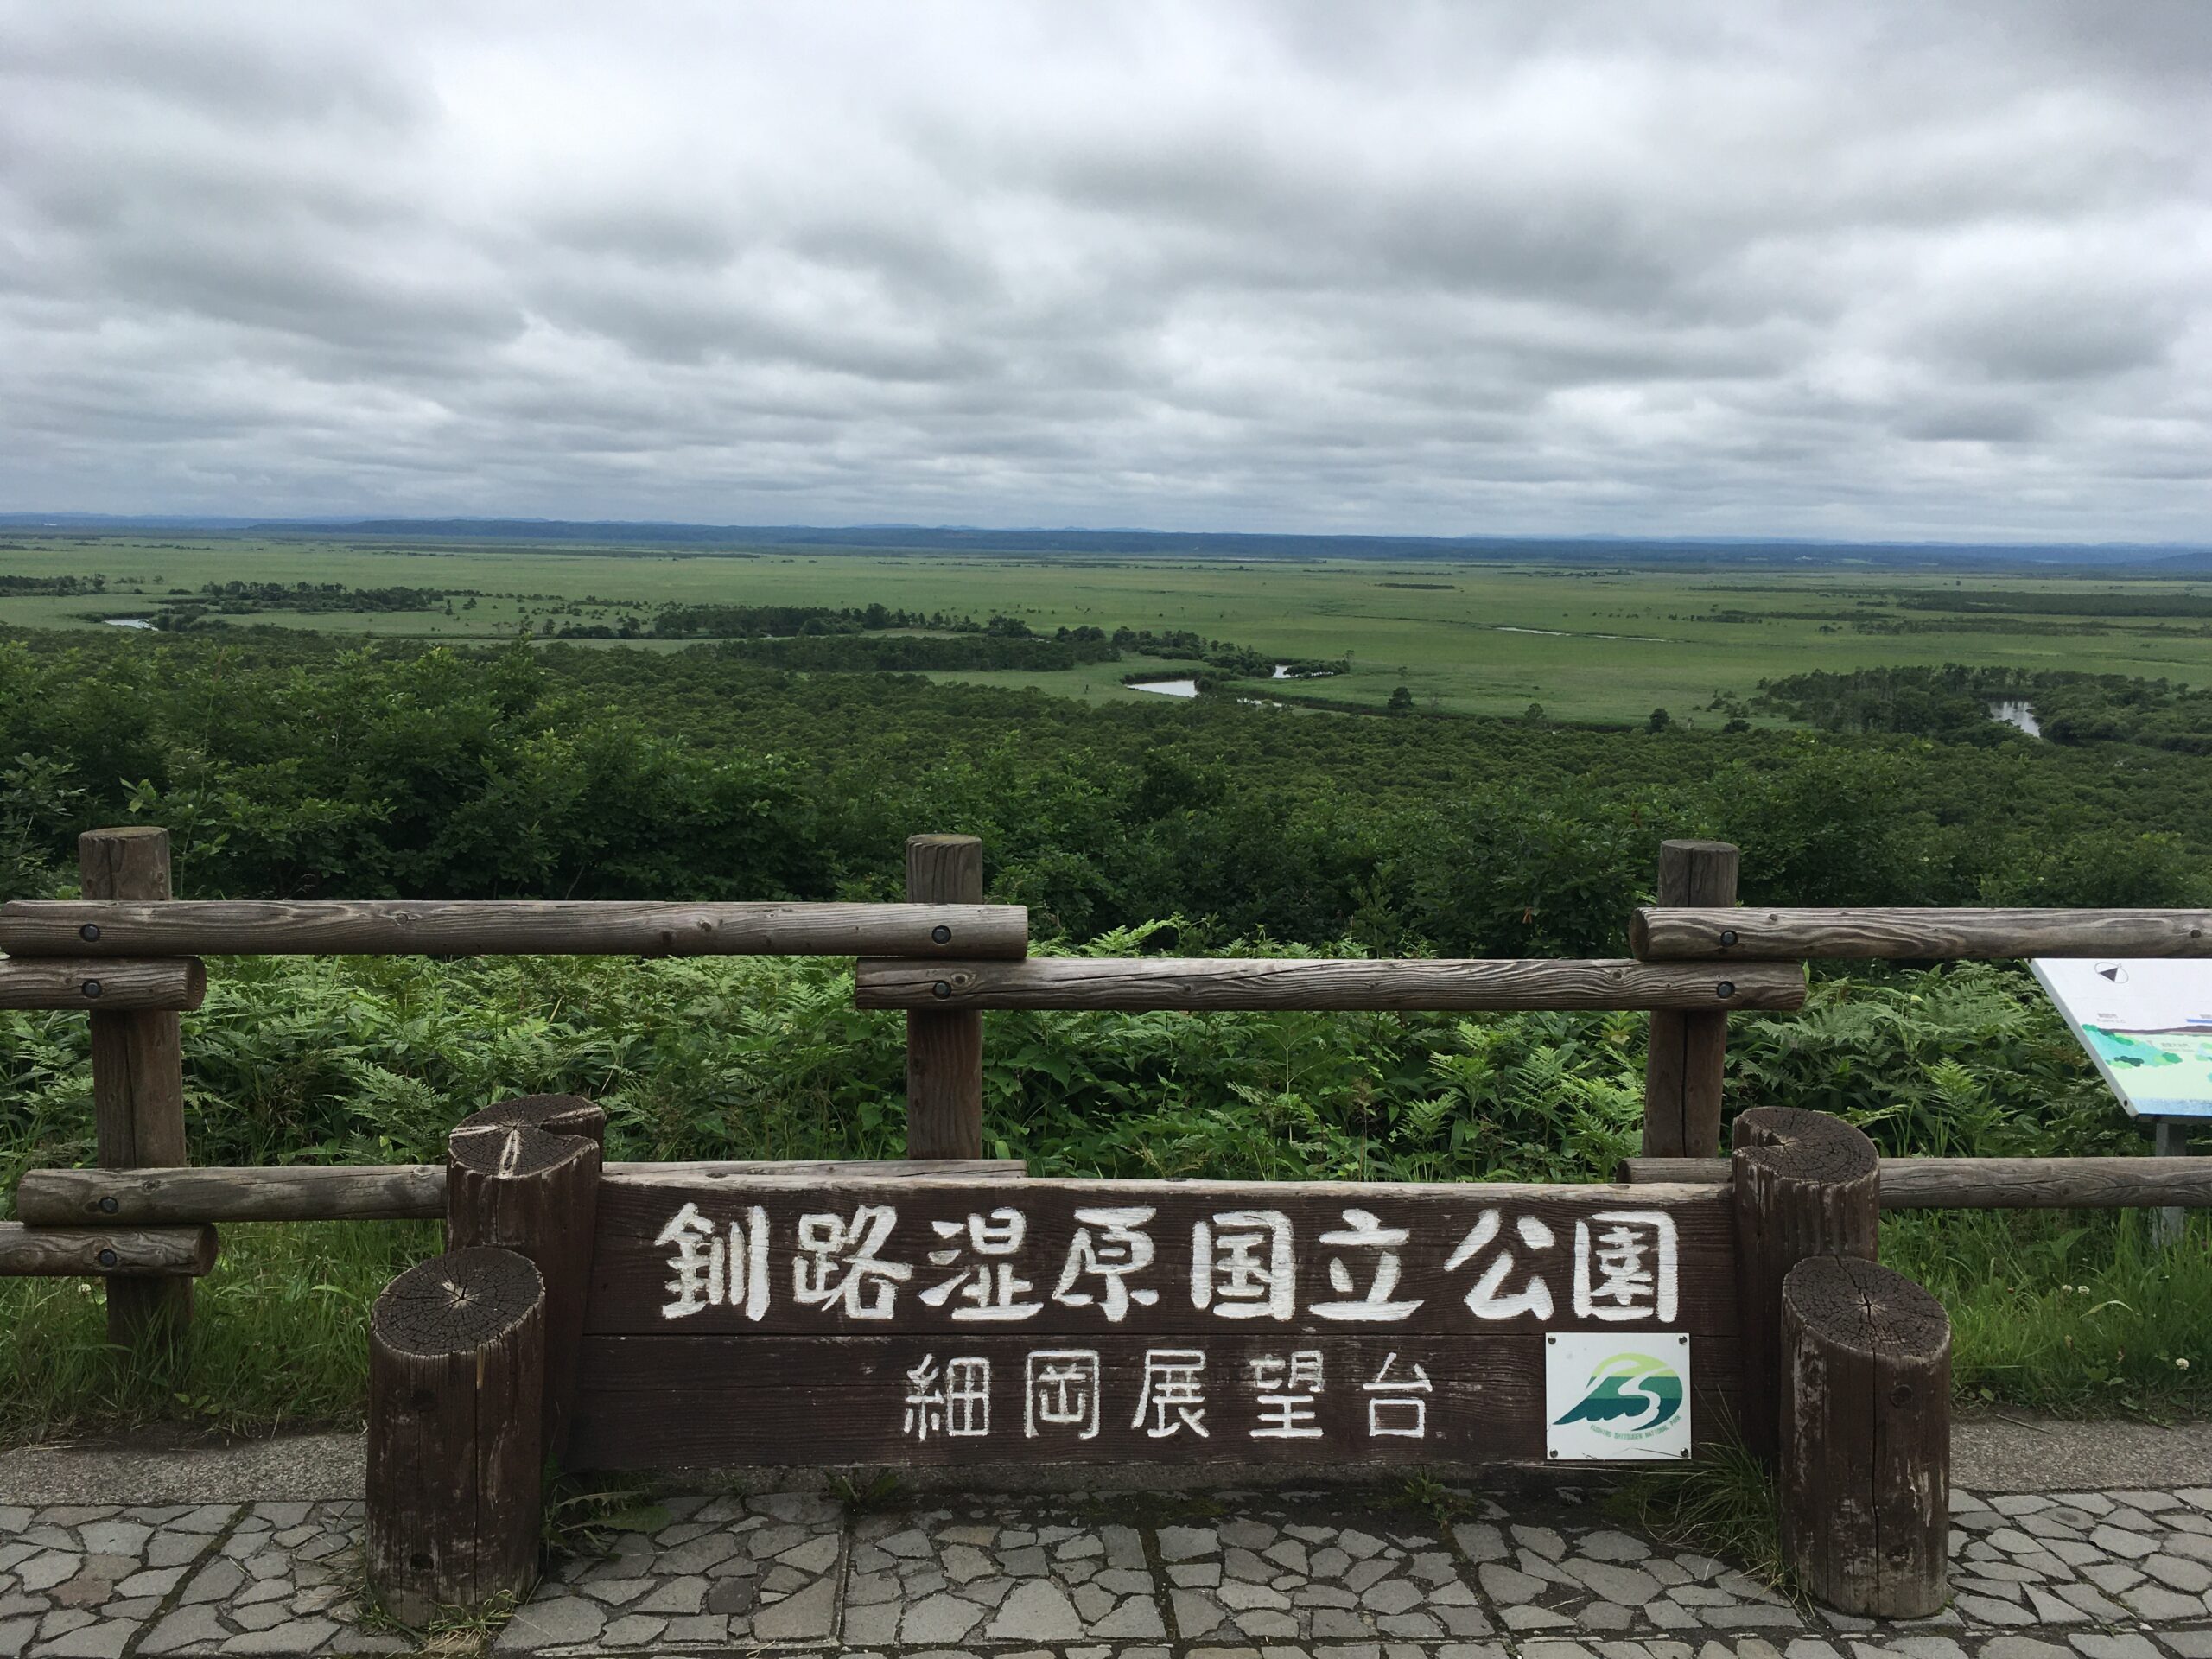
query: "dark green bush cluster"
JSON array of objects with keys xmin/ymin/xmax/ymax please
[
  {"xmin": 1758, "ymin": 664, "xmax": 2212, "ymax": 752},
  {"xmin": 3, "ymin": 633, "xmax": 2206, "ymax": 943}
]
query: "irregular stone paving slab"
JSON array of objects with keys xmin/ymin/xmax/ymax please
[
  {"xmin": 842, "ymin": 1503, "xmax": 1167, "ymax": 1647},
  {"xmin": 1944, "ymin": 1484, "xmax": 2212, "ymax": 1632},
  {"xmin": 145, "ymin": 1500, "xmax": 406, "ymax": 1656},
  {"xmin": 1159, "ymin": 1499, "xmax": 1494, "ymax": 1644},
  {"xmin": 19, "ymin": 1484, "xmax": 2212, "ymax": 1655},
  {"xmin": 0, "ymin": 1501, "xmax": 232, "ymax": 1659},
  {"xmin": 493, "ymin": 1491, "xmax": 842, "ymax": 1653},
  {"xmin": 1452, "ymin": 1508, "xmax": 1813, "ymax": 1638}
]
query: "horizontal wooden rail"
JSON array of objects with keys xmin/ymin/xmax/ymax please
[
  {"xmin": 1, "ymin": 900, "xmax": 1028, "ymax": 960},
  {"xmin": 17, "ymin": 1166, "xmax": 448, "ymax": 1224},
  {"xmin": 1632, "ymin": 906, "xmax": 2212, "ymax": 961},
  {"xmin": 0, "ymin": 1221, "xmax": 219, "ymax": 1275},
  {"xmin": 45, "ymin": 1149, "xmax": 2194, "ymax": 1221},
  {"xmin": 0, "ymin": 957, "xmax": 206, "ymax": 1011},
  {"xmin": 1621, "ymin": 1154, "xmax": 2212, "ymax": 1209},
  {"xmin": 856, "ymin": 956, "xmax": 1807, "ymax": 1011},
  {"xmin": 12, "ymin": 1158, "xmax": 1027, "ymax": 1225}
]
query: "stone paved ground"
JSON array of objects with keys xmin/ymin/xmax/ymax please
[{"xmin": 10, "ymin": 1482, "xmax": 2212, "ymax": 1657}]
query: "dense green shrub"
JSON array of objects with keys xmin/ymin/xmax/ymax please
[
  {"xmin": 4, "ymin": 948, "xmax": 2201, "ymax": 1429},
  {"xmin": 0, "ymin": 950, "xmax": 2144, "ymax": 1200},
  {"xmin": 3, "ymin": 633, "xmax": 2207, "ymax": 947}
]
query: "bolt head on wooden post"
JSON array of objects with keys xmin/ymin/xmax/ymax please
[
  {"xmin": 1642, "ymin": 840, "xmax": 1739, "ymax": 1160},
  {"xmin": 79, "ymin": 827, "xmax": 194, "ymax": 1354},
  {"xmin": 905, "ymin": 835, "xmax": 984, "ymax": 1160}
]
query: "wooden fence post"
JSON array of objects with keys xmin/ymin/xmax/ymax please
[
  {"xmin": 1732, "ymin": 1105, "xmax": 1879, "ymax": 1463},
  {"xmin": 446, "ymin": 1095, "xmax": 603, "ymax": 1465},
  {"xmin": 1641, "ymin": 839, "xmax": 1739, "ymax": 1159},
  {"xmin": 80, "ymin": 826, "xmax": 194, "ymax": 1355},
  {"xmin": 905, "ymin": 834, "xmax": 984, "ymax": 1160},
  {"xmin": 366, "ymin": 1245, "xmax": 544, "ymax": 1625},
  {"xmin": 1781, "ymin": 1254, "xmax": 1950, "ymax": 1617}
]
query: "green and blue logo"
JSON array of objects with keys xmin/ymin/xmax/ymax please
[{"xmin": 1551, "ymin": 1351, "xmax": 1686, "ymax": 1442}]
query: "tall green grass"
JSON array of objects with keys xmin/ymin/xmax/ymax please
[
  {"xmin": 1891, "ymin": 1207, "xmax": 2209, "ymax": 1414},
  {"xmin": 1, "ymin": 945, "xmax": 2200, "ymax": 1440},
  {"xmin": 0, "ymin": 1222, "xmax": 434, "ymax": 1440}
]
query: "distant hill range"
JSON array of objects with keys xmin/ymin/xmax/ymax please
[{"xmin": 4, "ymin": 513, "xmax": 2208, "ymax": 573}]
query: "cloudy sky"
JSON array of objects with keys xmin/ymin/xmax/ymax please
[{"xmin": 3, "ymin": 3, "xmax": 2208, "ymax": 541}]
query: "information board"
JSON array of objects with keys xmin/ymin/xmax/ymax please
[
  {"xmin": 2033, "ymin": 958, "xmax": 2212, "ymax": 1119},
  {"xmin": 569, "ymin": 1174, "xmax": 1737, "ymax": 1466}
]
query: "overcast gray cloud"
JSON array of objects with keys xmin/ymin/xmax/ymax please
[{"xmin": 2, "ymin": 1, "xmax": 2208, "ymax": 538}]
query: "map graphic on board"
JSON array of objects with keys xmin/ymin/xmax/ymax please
[{"xmin": 2031, "ymin": 959, "xmax": 2212, "ymax": 1119}]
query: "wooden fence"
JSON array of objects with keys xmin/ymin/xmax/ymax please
[
  {"xmin": 3, "ymin": 827, "xmax": 2206, "ymax": 1329},
  {"xmin": 10, "ymin": 823, "xmax": 2208, "ymax": 1622}
]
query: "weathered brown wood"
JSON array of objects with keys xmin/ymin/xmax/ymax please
[
  {"xmin": 1623, "ymin": 1154, "xmax": 2212, "ymax": 1209},
  {"xmin": 16, "ymin": 1165, "xmax": 451, "ymax": 1224},
  {"xmin": 454, "ymin": 1093, "xmax": 606, "ymax": 1151},
  {"xmin": 1781, "ymin": 1255, "xmax": 1949, "ymax": 1618},
  {"xmin": 1732, "ymin": 1108, "xmax": 1879, "ymax": 1464},
  {"xmin": 586, "ymin": 1174, "xmax": 1738, "ymax": 1337},
  {"xmin": 11, "ymin": 1158, "xmax": 1027, "ymax": 1225},
  {"xmin": 1641, "ymin": 841, "xmax": 1739, "ymax": 1159},
  {"xmin": 905, "ymin": 836, "xmax": 986, "ymax": 1160},
  {"xmin": 607, "ymin": 1158, "xmax": 1026, "ymax": 1184},
  {"xmin": 0, "ymin": 1222, "xmax": 219, "ymax": 1276},
  {"xmin": 1, "ymin": 898, "xmax": 1028, "ymax": 959},
  {"xmin": 572, "ymin": 1169, "xmax": 1737, "ymax": 1470},
  {"xmin": 0, "ymin": 958, "xmax": 206, "ymax": 1011},
  {"xmin": 80, "ymin": 828, "xmax": 194, "ymax": 1352},
  {"xmin": 447, "ymin": 1096, "xmax": 604, "ymax": 1463},
  {"xmin": 568, "ymin": 1333, "xmax": 1747, "ymax": 1469},
  {"xmin": 366, "ymin": 1246, "xmax": 544, "ymax": 1625},
  {"xmin": 1633, "ymin": 905, "xmax": 2212, "ymax": 961},
  {"xmin": 1624, "ymin": 1158, "xmax": 1739, "ymax": 1185},
  {"xmin": 199, "ymin": 1147, "xmax": 2183, "ymax": 1213},
  {"xmin": 858, "ymin": 956, "xmax": 1805, "ymax": 1011}
]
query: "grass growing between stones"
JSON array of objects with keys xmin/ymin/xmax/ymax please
[
  {"xmin": 352, "ymin": 1576, "xmax": 521, "ymax": 1659},
  {"xmin": 542, "ymin": 1473, "xmax": 675, "ymax": 1560},
  {"xmin": 1608, "ymin": 1437, "xmax": 1789, "ymax": 1592},
  {"xmin": 826, "ymin": 1471, "xmax": 908, "ymax": 1516}
]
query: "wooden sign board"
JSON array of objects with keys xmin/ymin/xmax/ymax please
[{"xmin": 570, "ymin": 1174, "xmax": 1741, "ymax": 1468}]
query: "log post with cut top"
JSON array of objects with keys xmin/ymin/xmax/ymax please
[
  {"xmin": 904, "ymin": 835, "xmax": 985, "ymax": 1160},
  {"xmin": 1640, "ymin": 840, "xmax": 1738, "ymax": 1158},
  {"xmin": 1732, "ymin": 1105, "xmax": 1880, "ymax": 1463},
  {"xmin": 79, "ymin": 827, "xmax": 194, "ymax": 1354},
  {"xmin": 1781, "ymin": 1254, "xmax": 1950, "ymax": 1618},
  {"xmin": 445, "ymin": 1095, "xmax": 604, "ymax": 1464},
  {"xmin": 365, "ymin": 1246, "xmax": 544, "ymax": 1625}
]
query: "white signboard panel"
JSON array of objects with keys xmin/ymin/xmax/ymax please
[
  {"xmin": 2032, "ymin": 959, "xmax": 2212, "ymax": 1120},
  {"xmin": 1544, "ymin": 1332, "xmax": 1692, "ymax": 1461}
]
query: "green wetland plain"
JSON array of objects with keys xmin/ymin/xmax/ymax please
[
  {"xmin": 3, "ymin": 524, "xmax": 2212, "ymax": 1441},
  {"xmin": 6, "ymin": 527, "xmax": 2212, "ymax": 719}
]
